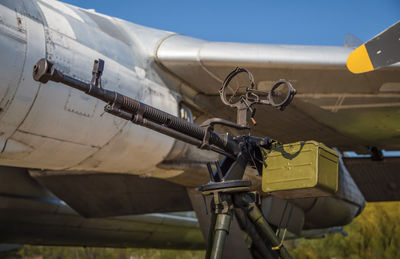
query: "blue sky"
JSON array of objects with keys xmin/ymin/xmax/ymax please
[{"xmin": 62, "ymin": 0, "xmax": 399, "ymax": 46}]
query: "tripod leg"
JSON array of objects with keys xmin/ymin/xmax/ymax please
[
  {"xmin": 204, "ymin": 192, "xmax": 234, "ymax": 259},
  {"xmin": 210, "ymin": 213, "xmax": 232, "ymax": 259},
  {"xmin": 247, "ymin": 202, "xmax": 292, "ymax": 259},
  {"xmin": 205, "ymin": 206, "xmax": 217, "ymax": 259},
  {"xmin": 234, "ymin": 193, "xmax": 292, "ymax": 259},
  {"xmin": 234, "ymin": 208, "xmax": 278, "ymax": 259}
]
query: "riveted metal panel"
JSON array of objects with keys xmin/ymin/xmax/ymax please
[{"xmin": 0, "ymin": 5, "xmax": 45, "ymax": 157}]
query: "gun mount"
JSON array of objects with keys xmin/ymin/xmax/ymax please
[{"xmin": 33, "ymin": 58, "xmax": 294, "ymax": 259}]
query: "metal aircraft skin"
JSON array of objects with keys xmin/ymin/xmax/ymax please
[{"xmin": 0, "ymin": 0, "xmax": 398, "ymax": 254}]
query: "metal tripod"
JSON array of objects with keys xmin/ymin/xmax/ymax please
[{"xmin": 199, "ymin": 162, "xmax": 292, "ymax": 259}]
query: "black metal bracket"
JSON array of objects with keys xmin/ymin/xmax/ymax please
[
  {"xmin": 199, "ymin": 118, "xmax": 249, "ymax": 150},
  {"xmin": 91, "ymin": 59, "xmax": 104, "ymax": 89},
  {"xmin": 200, "ymin": 118, "xmax": 250, "ymax": 131}
]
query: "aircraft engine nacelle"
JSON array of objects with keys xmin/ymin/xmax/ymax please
[{"xmin": 262, "ymin": 158, "xmax": 365, "ymax": 235}]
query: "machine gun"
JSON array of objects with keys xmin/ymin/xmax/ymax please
[{"xmin": 33, "ymin": 58, "xmax": 296, "ymax": 259}]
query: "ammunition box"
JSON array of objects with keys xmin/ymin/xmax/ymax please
[{"xmin": 262, "ymin": 141, "xmax": 338, "ymax": 199}]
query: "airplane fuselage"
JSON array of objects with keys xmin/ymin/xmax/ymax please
[
  {"xmin": 2, "ymin": 0, "xmax": 388, "ymax": 251},
  {"xmin": 0, "ymin": 0, "xmax": 184, "ymax": 177}
]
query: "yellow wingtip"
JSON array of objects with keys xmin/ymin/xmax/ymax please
[{"xmin": 346, "ymin": 44, "xmax": 374, "ymax": 74}]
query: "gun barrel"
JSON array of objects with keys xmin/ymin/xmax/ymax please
[{"xmin": 33, "ymin": 59, "xmax": 236, "ymax": 157}]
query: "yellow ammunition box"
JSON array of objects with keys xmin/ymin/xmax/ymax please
[{"xmin": 262, "ymin": 141, "xmax": 338, "ymax": 199}]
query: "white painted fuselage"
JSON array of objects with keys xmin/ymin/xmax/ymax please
[{"xmin": 0, "ymin": 0, "xmax": 183, "ymax": 176}]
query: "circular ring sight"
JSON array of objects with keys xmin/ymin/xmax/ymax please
[
  {"xmin": 219, "ymin": 67, "xmax": 255, "ymax": 108},
  {"xmin": 268, "ymin": 79, "xmax": 296, "ymax": 111},
  {"xmin": 220, "ymin": 67, "xmax": 296, "ymax": 110}
]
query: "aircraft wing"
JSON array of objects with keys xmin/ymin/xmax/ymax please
[
  {"xmin": 155, "ymin": 35, "xmax": 400, "ymax": 152},
  {"xmin": 155, "ymin": 35, "xmax": 400, "ymax": 202}
]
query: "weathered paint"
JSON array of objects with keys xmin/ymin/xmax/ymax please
[{"xmin": 0, "ymin": 0, "xmax": 180, "ymax": 175}]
